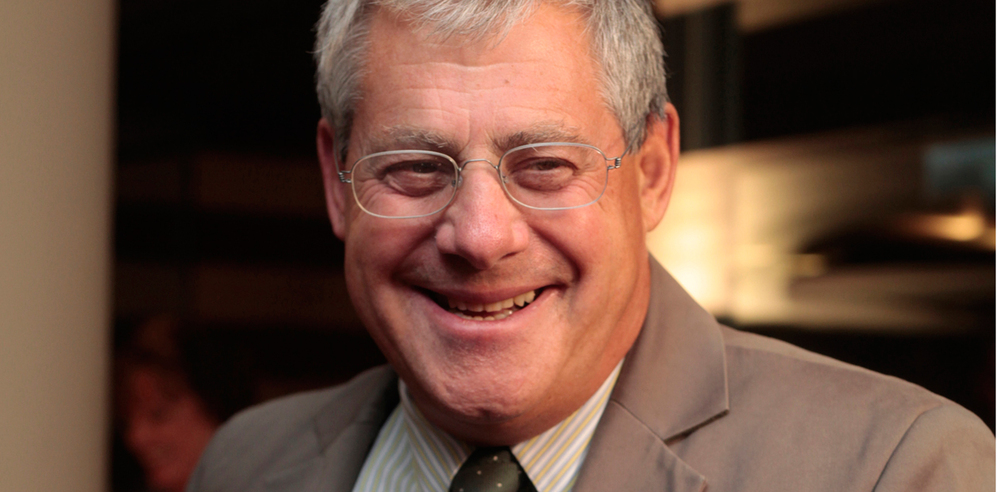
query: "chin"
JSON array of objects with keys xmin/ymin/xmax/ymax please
[{"xmin": 425, "ymin": 357, "xmax": 546, "ymax": 422}]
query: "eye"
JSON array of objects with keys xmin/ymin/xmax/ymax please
[
  {"xmin": 505, "ymin": 157, "xmax": 577, "ymax": 191},
  {"xmin": 401, "ymin": 160, "xmax": 445, "ymax": 175},
  {"xmin": 377, "ymin": 158, "xmax": 455, "ymax": 197},
  {"xmin": 377, "ymin": 159, "xmax": 451, "ymax": 181},
  {"xmin": 524, "ymin": 158, "xmax": 571, "ymax": 172},
  {"xmin": 506, "ymin": 156, "xmax": 578, "ymax": 173}
]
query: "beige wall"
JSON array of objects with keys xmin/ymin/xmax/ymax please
[{"xmin": 0, "ymin": 0, "xmax": 115, "ymax": 490}]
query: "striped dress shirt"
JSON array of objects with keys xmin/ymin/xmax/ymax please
[{"xmin": 352, "ymin": 361, "xmax": 622, "ymax": 492}]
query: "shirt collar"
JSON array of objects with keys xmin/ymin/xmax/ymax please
[{"xmin": 400, "ymin": 360, "xmax": 623, "ymax": 492}]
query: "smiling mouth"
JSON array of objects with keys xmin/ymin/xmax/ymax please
[{"xmin": 424, "ymin": 289, "xmax": 541, "ymax": 321}]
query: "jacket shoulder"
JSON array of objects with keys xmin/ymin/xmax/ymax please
[
  {"xmin": 720, "ymin": 326, "xmax": 953, "ymax": 413},
  {"xmin": 692, "ymin": 327, "xmax": 994, "ymax": 491},
  {"xmin": 187, "ymin": 365, "xmax": 396, "ymax": 492}
]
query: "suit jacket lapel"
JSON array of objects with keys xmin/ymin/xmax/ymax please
[
  {"xmin": 264, "ymin": 366, "xmax": 400, "ymax": 492},
  {"xmin": 575, "ymin": 258, "xmax": 729, "ymax": 491},
  {"xmin": 573, "ymin": 401, "xmax": 708, "ymax": 492}
]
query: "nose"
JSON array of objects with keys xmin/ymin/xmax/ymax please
[{"xmin": 435, "ymin": 163, "xmax": 530, "ymax": 270}]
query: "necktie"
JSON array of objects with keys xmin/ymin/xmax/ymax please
[{"xmin": 449, "ymin": 446, "xmax": 538, "ymax": 492}]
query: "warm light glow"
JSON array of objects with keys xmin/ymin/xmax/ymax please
[
  {"xmin": 648, "ymin": 221, "xmax": 730, "ymax": 314},
  {"xmin": 649, "ymin": 128, "xmax": 992, "ymax": 330},
  {"xmin": 896, "ymin": 211, "xmax": 991, "ymax": 243},
  {"xmin": 669, "ymin": 264, "xmax": 713, "ymax": 303},
  {"xmin": 736, "ymin": 244, "xmax": 778, "ymax": 269},
  {"xmin": 793, "ymin": 254, "xmax": 828, "ymax": 278},
  {"xmin": 647, "ymin": 154, "xmax": 732, "ymax": 315},
  {"xmin": 672, "ymin": 226, "xmax": 715, "ymax": 252},
  {"xmin": 922, "ymin": 214, "xmax": 986, "ymax": 242}
]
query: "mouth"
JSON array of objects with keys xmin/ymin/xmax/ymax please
[{"xmin": 422, "ymin": 288, "xmax": 542, "ymax": 321}]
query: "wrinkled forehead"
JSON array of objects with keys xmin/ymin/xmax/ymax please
[{"xmin": 351, "ymin": 4, "xmax": 615, "ymax": 158}]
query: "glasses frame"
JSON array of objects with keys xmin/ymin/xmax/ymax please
[{"xmin": 338, "ymin": 142, "xmax": 624, "ymax": 219}]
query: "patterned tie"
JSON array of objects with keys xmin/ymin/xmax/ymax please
[{"xmin": 449, "ymin": 446, "xmax": 538, "ymax": 492}]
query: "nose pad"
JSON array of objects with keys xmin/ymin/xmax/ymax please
[
  {"xmin": 454, "ymin": 159, "xmax": 505, "ymax": 198},
  {"xmin": 458, "ymin": 158, "xmax": 500, "ymax": 176}
]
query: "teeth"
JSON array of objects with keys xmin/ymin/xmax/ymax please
[
  {"xmin": 455, "ymin": 309, "xmax": 515, "ymax": 321},
  {"xmin": 447, "ymin": 290, "xmax": 537, "ymax": 320},
  {"xmin": 513, "ymin": 290, "xmax": 535, "ymax": 307}
]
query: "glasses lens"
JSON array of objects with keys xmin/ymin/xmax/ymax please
[
  {"xmin": 500, "ymin": 144, "xmax": 609, "ymax": 210},
  {"xmin": 351, "ymin": 151, "xmax": 458, "ymax": 218}
]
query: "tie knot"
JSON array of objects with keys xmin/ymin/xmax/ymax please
[{"xmin": 449, "ymin": 446, "xmax": 537, "ymax": 492}]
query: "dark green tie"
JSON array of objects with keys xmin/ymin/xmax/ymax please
[{"xmin": 449, "ymin": 446, "xmax": 538, "ymax": 492}]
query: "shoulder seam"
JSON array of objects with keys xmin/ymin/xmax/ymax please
[
  {"xmin": 723, "ymin": 332, "xmax": 900, "ymax": 381},
  {"xmin": 869, "ymin": 401, "xmax": 949, "ymax": 491}
]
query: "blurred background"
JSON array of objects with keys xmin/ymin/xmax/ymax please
[{"xmin": 0, "ymin": 0, "xmax": 993, "ymax": 491}]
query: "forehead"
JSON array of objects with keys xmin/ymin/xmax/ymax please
[{"xmin": 350, "ymin": 4, "xmax": 621, "ymax": 156}]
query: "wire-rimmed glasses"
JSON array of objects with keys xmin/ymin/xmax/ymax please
[{"xmin": 337, "ymin": 142, "xmax": 623, "ymax": 219}]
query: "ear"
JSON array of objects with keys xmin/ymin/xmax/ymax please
[
  {"xmin": 317, "ymin": 118, "xmax": 349, "ymax": 240},
  {"xmin": 636, "ymin": 103, "xmax": 680, "ymax": 232}
]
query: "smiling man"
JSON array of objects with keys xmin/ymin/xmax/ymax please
[{"xmin": 187, "ymin": 1, "xmax": 993, "ymax": 491}]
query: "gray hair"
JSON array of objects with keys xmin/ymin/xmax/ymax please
[{"xmin": 314, "ymin": 0, "xmax": 667, "ymax": 161}]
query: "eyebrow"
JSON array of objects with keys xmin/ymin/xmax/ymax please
[
  {"xmin": 362, "ymin": 126, "xmax": 459, "ymax": 156},
  {"xmin": 492, "ymin": 123, "xmax": 589, "ymax": 153},
  {"xmin": 360, "ymin": 122, "xmax": 589, "ymax": 158}
]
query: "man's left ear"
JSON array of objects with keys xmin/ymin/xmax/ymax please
[
  {"xmin": 635, "ymin": 103, "xmax": 680, "ymax": 232},
  {"xmin": 317, "ymin": 118, "xmax": 350, "ymax": 240}
]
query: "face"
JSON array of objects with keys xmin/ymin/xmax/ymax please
[
  {"xmin": 320, "ymin": 4, "xmax": 678, "ymax": 444},
  {"xmin": 123, "ymin": 368, "xmax": 218, "ymax": 492}
]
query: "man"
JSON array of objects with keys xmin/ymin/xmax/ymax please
[{"xmin": 187, "ymin": 1, "xmax": 994, "ymax": 491}]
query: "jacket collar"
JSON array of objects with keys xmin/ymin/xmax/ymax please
[
  {"xmin": 573, "ymin": 258, "xmax": 729, "ymax": 492},
  {"xmin": 615, "ymin": 257, "xmax": 730, "ymax": 442},
  {"xmin": 264, "ymin": 366, "xmax": 399, "ymax": 492}
]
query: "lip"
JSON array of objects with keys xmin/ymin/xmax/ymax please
[
  {"xmin": 410, "ymin": 284, "xmax": 555, "ymax": 341},
  {"xmin": 418, "ymin": 284, "xmax": 548, "ymax": 305}
]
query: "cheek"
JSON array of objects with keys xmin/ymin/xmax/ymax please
[
  {"xmin": 603, "ymin": 164, "xmax": 648, "ymax": 256},
  {"xmin": 345, "ymin": 216, "xmax": 432, "ymax": 278},
  {"xmin": 343, "ymin": 227, "xmax": 394, "ymax": 325},
  {"xmin": 539, "ymin": 169, "xmax": 644, "ymax": 265},
  {"xmin": 342, "ymin": 216, "xmax": 435, "ymax": 324},
  {"xmin": 546, "ymin": 172, "xmax": 647, "ymax": 333}
]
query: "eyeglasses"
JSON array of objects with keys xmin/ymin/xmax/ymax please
[{"xmin": 337, "ymin": 142, "xmax": 624, "ymax": 219}]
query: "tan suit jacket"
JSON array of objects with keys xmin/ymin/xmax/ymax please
[{"xmin": 188, "ymin": 260, "xmax": 994, "ymax": 491}]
